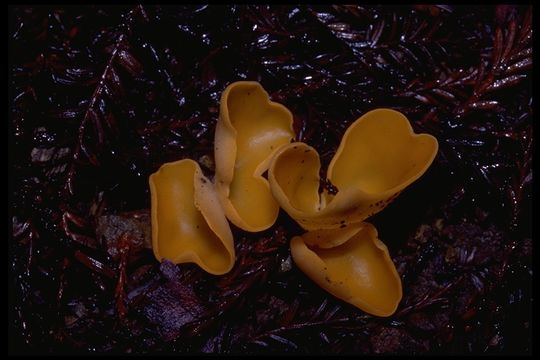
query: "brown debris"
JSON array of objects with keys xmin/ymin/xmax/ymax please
[
  {"xmin": 96, "ymin": 210, "xmax": 152, "ymax": 260},
  {"xmin": 140, "ymin": 261, "xmax": 206, "ymax": 342}
]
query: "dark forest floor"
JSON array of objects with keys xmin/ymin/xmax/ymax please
[{"xmin": 9, "ymin": 5, "xmax": 532, "ymax": 354}]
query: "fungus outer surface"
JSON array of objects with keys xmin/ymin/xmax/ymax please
[
  {"xmin": 290, "ymin": 222, "xmax": 402, "ymax": 317},
  {"xmin": 214, "ymin": 81, "xmax": 295, "ymax": 232},
  {"xmin": 269, "ymin": 108, "xmax": 438, "ymax": 230},
  {"xmin": 150, "ymin": 159, "xmax": 235, "ymax": 275}
]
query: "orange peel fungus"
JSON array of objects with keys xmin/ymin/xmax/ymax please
[
  {"xmin": 214, "ymin": 81, "xmax": 295, "ymax": 232},
  {"xmin": 149, "ymin": 84, "xmax": 438, "ymax": 317},
  {"xmin": 269, "ymin": 108, "xmax": 439, "ymax": 231},
  {"xmin": 269, "ymin": 108, "xmax": 438, "ymax": 316},
  {"xmin": 291, "ymin": 222, "xmax": 402, "ymax": 317},
  {"xmin": 149, "ymin": 159, "xmax": 235, "ymax": 275}
]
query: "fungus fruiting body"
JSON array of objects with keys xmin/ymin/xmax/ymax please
[
  {"xmin": 290, "ymin": 222, "xmax": 402, "ymax": 317},
  {"xmin": 214, "ymin": 81, "xmax": 295, "ymax": 232},
  {"xmin": 268, "ymin": 109, "xmax": 438, "ymax": 231},
  {"xmin": 150, "ymin": 83, "xmax": 438, "ymax": 317},
  {"xmin": 149, "ymin": 159, "xmax": 235, "ymax": 275},
  {"xmin": 269, "ymin": 108, "xmax": 438, "ymax": 316}
]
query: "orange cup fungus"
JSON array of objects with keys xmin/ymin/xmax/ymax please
[
  {"xmin": 214, "ymin": 81, "xmax": 295, "ymax": 232},
  {"xmin": 149, "ymin": 82, "xmax": 438, "ymax": 317},
  {"xmin": 269, "ymin": 108, "xmax": 437, "ymax": 316},
  {"xmin": 291, "ymin": 223, "xmax": 402, "ymax": 317},
  {"xmin": 149, "ymin": 159, "xmax": 235, "ymax": 275},
  {"xmin": 268, "ymin": 109, "xmax": 439, "ymax": 231}
]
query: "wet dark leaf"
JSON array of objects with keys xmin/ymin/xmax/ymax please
[{"xmin": 117, "ymin": 50, "xmax": 143, "ymax": 76}]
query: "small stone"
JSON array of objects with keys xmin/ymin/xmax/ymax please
[{"xmin": 279, "ymin": 255, "xmax": 292, "ymax": 272}]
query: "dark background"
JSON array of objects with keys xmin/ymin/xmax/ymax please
[{"xmin": 9, "ymin": 5, "xmax": 532, "ymax": 354}]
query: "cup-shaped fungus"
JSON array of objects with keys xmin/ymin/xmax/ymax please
[
  {"xmin": 214, "ymin": 81, "xmax": 295, "ymax": 232},
  {"xmin": 149, "ymin": 159, "xmax": 235, "ymax": 275},
  {"xmin": 269, "ymin": 108, "xmax": 438, "ymax": 232},
  {"xmin": 271, "ymin": 108, "xmax": 438, "ymax": 316},
  {"xmin": 290, "ymin": 222, "xmax": 402, "ymax": 317}
]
